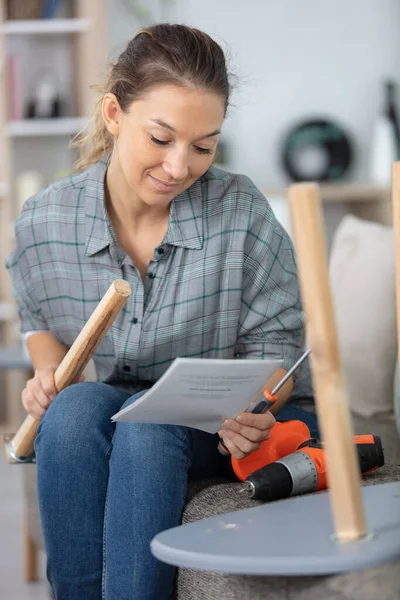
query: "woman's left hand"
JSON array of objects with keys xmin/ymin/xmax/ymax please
[{"xmin": 218, "ymin": 412, "xmax": 276, "ymax": 460}]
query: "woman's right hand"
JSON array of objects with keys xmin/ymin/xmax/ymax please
[{"xmin": 22, "ymin": 368, "xmax": 84, "ymax": 420}]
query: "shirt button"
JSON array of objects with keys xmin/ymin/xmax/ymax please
[
  {"xmin": 147, "ymin": 272, "xmax": 156, "ymax": 279},
  {"xmin": 131, "ymin": 317, "xmax": 138, "ymax": 324},
  {"xmin": 123, "ymin": 365, "xmax": 131, "ymax": 372},
  {"xmin": 157, "ymin": 247, "xmax": 164, "ymax": 254}
]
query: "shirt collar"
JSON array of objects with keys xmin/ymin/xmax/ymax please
[
  {"xmin": 164, "ymin": 178, "xmax": 203, "ymax": 250},
  {"xmin": 84, "ymin": 157, "xmax": 112, "ymax": 257},
  {"xmin": 84, "ymin": 157, "xmax": 204, "ymax": 257}
]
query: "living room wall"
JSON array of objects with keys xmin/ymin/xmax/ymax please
[{"xmin": 109, "ymin": 0, "xmax": 400, "ymax": 186}]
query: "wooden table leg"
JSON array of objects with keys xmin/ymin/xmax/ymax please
[{"xmin": 24, "ymin": 518, "xmax": 38, "ymax": 582}]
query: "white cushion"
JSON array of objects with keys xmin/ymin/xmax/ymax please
[{"xmin": 329, "ymin": 215, "xmax": 396, "ymax": 417}]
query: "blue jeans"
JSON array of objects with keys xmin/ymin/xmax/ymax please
[{"xmin": 35, "ymin": 382, "xmax": 318, "ymax": 600}]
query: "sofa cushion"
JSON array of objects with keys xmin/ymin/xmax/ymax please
[{"xmin": 329, "ymin": 215, "xmax": 396, "ymax": 418}]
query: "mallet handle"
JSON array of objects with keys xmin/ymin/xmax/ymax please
[
  {"xmin": 7, "ymin": 279, "xmax": 131, "ymax": 461},
  {"xmin": 288, "ymin": 183, "xmax": 367, "ymax": 543}
]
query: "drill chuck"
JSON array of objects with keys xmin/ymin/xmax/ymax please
[
  {"xmin": 243, "ymin": 462, "xmax": 293, "ymax": 501},
  {"xmin": 242, "ymin": 480, "xmax": 256, "ymax": 498}
]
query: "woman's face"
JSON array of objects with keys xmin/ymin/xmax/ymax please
[{"xmin": 103, "ymin": 84, "xmax": 225, "ymax": 209}]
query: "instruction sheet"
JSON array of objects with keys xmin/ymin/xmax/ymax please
[{"xmin": 111, "ymin": 357, "xmax": 282, "ymax": 433}]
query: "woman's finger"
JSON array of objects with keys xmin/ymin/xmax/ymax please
[
  {"xmin": 222, "ymin": 418, "xmax": 270, "ymax": 443},
  {"xmin": 22, "ymin": 386, "xmax": 45, "ymax": 420},
  {"xmin": 222, "ymin": 428, "xmax": 261, "ymax": 457},
  {"xmin": 234, "ymin": 412, "xmax": 276, "ymax": 431},
  {"xmin": 219, "ymin": 432, "xmax": 249, "ymax": 460},
  {"xmin": 31, "ymin": 374, "xmax": 53, "ymax": 410},
  {"xmin": 39, "ymin": 368, "xmax": 58, "ymax": 401}
]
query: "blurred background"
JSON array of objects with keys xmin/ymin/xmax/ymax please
[{"xmin": 0, "ymin": 1, "xmax": 399, "ymax": 597}]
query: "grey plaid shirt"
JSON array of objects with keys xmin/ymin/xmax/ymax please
[{"xmin": 6, "ymin": 158, "xmax": 312, "ymax": 398}]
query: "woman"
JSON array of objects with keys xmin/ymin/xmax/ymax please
[{"xmin": 6, "ymin": 24, "xmax": 316, "ymax": 600}]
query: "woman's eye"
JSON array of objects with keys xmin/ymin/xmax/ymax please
[
  {"xmin": 194, "ymin": 146, "xmax": 212, "ymax": 155},
  {"xmin": 150, "ymin": 135, "xmax": 211, "ymax": 155},
  {"xmin": 150, "ymin": 135, "xmax": 169, "ymax": 146}
]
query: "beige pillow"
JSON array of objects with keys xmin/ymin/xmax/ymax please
[{"xmin": 329, "ymin": 215, "xmax": 396, "ymax": 417}]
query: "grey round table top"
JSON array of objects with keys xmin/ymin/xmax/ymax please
[{"xmin": 151, "ymin": 481, "xmax": 400, "ymax": 575}]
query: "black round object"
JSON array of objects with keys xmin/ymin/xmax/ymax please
[{"xmin": 281, "ymin": 119, "xmax": 353, "ymax": 182}]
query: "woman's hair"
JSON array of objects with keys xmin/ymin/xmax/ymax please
[{"xmin": 72, "ymin": 23, "xmax": 231, "ymax": 171}]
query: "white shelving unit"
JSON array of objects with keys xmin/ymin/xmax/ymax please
[
  {"xmin": 2, "ymin": 17, "xmax": 89, "ymax": 34},
  {"xmin": 0, "ymin": 1, "xmax": 107, "ymax": 430},
  {"xmin": 8, "ymin": 116, "xmax": 87, "ymax": 137},
  {"xmin": 0, "ymin": 3, "xmax": 107, "ymax": 579}
]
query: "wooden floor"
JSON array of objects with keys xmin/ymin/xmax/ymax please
[{"xmin": 0, "ymin": 425, "xmax": 49, "ymax": 600}]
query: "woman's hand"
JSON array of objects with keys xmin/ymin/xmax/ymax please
[
  {"xmin": 218, "ymin": 412, "xmax": 276, "ymax": 460},
  {"xmin": 22, "ymin": 368, "xmax": 84, "ymax": 421}
]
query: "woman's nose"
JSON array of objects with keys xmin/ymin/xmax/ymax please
[{"xmin": 163, "ymin": 150, "xmax": 189, "ymax": 181}]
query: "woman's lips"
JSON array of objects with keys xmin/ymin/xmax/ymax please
[{"xmin": 149, "ymin": 175, "xmax": 180, "ymax": 193}]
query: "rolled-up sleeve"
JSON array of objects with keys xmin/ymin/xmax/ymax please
[
  {"xmin": 5, "ymin": 220, "xmax": 49, "ymax": 335},
  {"xmin": 234, "ymin": 189, "xmax": 311, "ymax": 396}
]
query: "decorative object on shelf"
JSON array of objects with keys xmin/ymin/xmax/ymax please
[
  {"xmin": 369, "ymin": 80, "xmax": 400, "ymax": 185},
  {"xmin": 385, "ymin": 80, "xmax": 400, "ymax": 156},
  {"xmin": 6, "ymin": 0, "xmax": 42, "ymax": 20},
  {"xmin": 42, "ymin": 0, "xmax": 64, "ymax": 19},
  {"xmin": 25, "ymin": 71, "xmax": 63, "ymax": 119},
  {"xmin": 6, "ymin": 54, "xmax": 22, "ymax": 120},
  {"xmin": 15, "ymin": 171, "xmax": 45, "ymax": 213},
  {"xmin": 280, "ymin": 118, "xmax": 353, "ymax": 182}
]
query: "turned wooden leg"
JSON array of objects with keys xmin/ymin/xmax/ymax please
[
  {"xmin": 24, "ymin": 520, "xmax": 38, "ymax": 582},
  {"xmin": 288, "ymin": 183, "xmax": 366, "ymax": 542}
]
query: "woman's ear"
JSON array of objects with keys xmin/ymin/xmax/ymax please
[{"xmin": 102, "ymin": 93, "xmax": 121, "ymax": 137}]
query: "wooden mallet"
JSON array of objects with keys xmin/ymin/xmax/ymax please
[{"xmin": 4, "ymin": 279, "xmax": 131, "ymax": 464}]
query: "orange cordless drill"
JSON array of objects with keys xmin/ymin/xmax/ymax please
[{"xmin": 240, "ymin": 434, "xmax": 385, "ymax": 501}]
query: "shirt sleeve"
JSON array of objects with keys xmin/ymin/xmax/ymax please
[
  {"xmin": 5, "ymin": 220, "xmax": 49, "ymax": 335},
  {"xmin": 234, "ymin": 183, "xmax": 312, "ymax": 398}
]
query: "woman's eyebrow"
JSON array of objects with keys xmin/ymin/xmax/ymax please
[{"xmin": 149, "ymin": 119, "xmax": 221, "ymax": 139}]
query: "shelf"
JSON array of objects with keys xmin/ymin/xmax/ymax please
[
  {"xmin": 8, "ymin": 117, "xmax": 87, "ymax": 137},
  {"xmin": 0, "ymin": 345, "xmax": 31, "ymax": 370},
  {"xmin": 2, "ymin": 18, "xmax": 89, "ymax": 35},
  {"xmin": 261, "ymin": 183, "xmax": 391, "ymax": 203}
]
